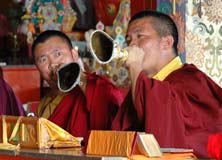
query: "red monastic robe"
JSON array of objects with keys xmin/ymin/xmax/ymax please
[
  {"xmin": 112, "ymin": 64, "xmax": 222, "ymax": 158},
  {"xmin": 49, "ymin": 73, "xmax": 124, "ymax": 141},
  {"xmin": 0, "ymin": 77, "xmax": 25, "ymax": 116}
]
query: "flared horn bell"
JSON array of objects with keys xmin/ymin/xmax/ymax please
[
  {"xmin": 89, "ymin": 30, "xmax": 128, "ymax": 64},
  {"xmin": 57, "ymin": 62, "xmax": 81, "ymax": 92}
]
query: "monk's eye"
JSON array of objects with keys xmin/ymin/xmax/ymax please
[
  {"xmin": 38, "ymin": 56, "xmax": 48, "ymax": 65},
  {"xmin": 54, "ymin": 50, "xmax": 62, "ymax": 57}
]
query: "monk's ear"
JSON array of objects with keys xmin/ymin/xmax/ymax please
[
  {"xmin": 71, "ymin": 48, "xmax": 79, "ymax": 61},
  {"xmin": 160, "ymin": 35, "xmax": 174, "ymax": 50}
]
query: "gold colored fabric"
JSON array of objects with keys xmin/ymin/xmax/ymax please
[
  {"xmin": 0, "ymin": 116, "xmax": 21, "ymax": 150},
  {"xmin": 37, "ymin": 117, "xmax": 81, "ymax": 148},
  {"xmin": 86, "ymin": 130, "xmax": 136, "ymax": 157},
  {"xmin": 0, "ymin": 116, "xmax": 81, "ymax": 149},
  {"xmin": 0, "ymin": 143, "xmax": 20, "ymax": 150},
  {"xmin": 37, "ymin": 93, "xmax": 66, "ymax": 118},
  {"xmin": 153, "ymin": 57, "xmax": 183, "ymax": 81}
]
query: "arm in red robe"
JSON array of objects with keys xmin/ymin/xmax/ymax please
[
  {"xmin": 113, "ymin": 64, "xmax": 222, "ymax": 158},
  {"xmin": 0, "ymin": 77, "xmax": 25, "ymax": 116},
  {"xmin": 49, "ymin": 73, "xmax": 124, "ymax": 141}
]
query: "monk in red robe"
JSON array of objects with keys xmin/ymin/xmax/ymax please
[
  {"xmin": 0, "ymin": 76, "xmax": 25, "ymax": 116},
  {"xmin": 112, "ymin": 10, "xmax": 222, "ymax": 158},
  {"xmin": 32, "ymin": 30, "xmax": 124, "ymax": 142}
]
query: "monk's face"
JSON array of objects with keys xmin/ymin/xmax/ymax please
[
  {"xmin": 34, "ymin": 36, "xmax": 78, "ymax": 89},
  {"xmin": 126, "ymin": 17, "xmax": 167, "ymax": 77}
]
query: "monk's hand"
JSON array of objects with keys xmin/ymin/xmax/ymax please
[
  {"xmin": 125, "ymin": 46, "xmax": 145, "ymax": 101},
  {"xmin": 125, "ymin": 45, "xmax": 145, "ymax": 71}
]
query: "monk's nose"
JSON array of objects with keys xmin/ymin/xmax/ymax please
[{"xmin": 48, "ymin": 63, "xmax": 60, "ymax": 73}]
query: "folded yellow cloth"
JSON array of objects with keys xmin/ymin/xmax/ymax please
[
  {"xmin": 0, "ymin": 116, "xmax": 81, "ymax": 149},
  {"xmin": 0, "ymin": 143, "xmax": 20, "ymax": 150},
  {"xmin": 87, "ymin": 130, "xmax": 136, "ymax": 157}
]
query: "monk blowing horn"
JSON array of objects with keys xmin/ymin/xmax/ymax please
[
  {"xmin": 89, "ymin": 30, "xmax": 128, "ymax": 64},
  {"xmin": 57, "ymin": 62, "xmax": 81, "ymax": 92}
]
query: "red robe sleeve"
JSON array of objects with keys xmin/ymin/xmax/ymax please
[
  {"xmin": 49, "ymin": 87, "xmax": 88, "ymax": 138},
  {"xmin": 86, "ymin": 73, "xmax": 124, "ymax": 130},
  {"xmin": 113, "ymin": 64, "xmax": 222, "ymax": 158},
  {"xmin": 50, "ymin": 73, "xmax": 124, "ymax": 142}
]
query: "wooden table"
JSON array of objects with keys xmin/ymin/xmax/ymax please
[{"xmin": 0, "ymin": 147, "xmax": 126, "ymax": 160}]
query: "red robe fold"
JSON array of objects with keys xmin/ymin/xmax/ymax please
[
  {"xmin": 112, "ymin": 64, "xmax": 222, "ymax": 158},
  {"xmin": 0, "ymin": 77, "xmax": 25, "ymax": 116},
  {"xmin": 49, "ymin": 73, "xmax": 124, "ymax": 141}
]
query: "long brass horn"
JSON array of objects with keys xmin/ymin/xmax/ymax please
[
  {"xmin": 89, "ymin": 30, "xmax": 128, "ymax": 64},
  {"xmin": 57, "ymin": 62, "xmax": 81, "ymax": 92}
]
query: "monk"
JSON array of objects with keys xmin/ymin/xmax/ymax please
[
  {"xmin": 32, "ymin": 30, "xmax": 124, "ymax": 142},
  {"xmin": 0, "ymin": 76, "xmax": 25, "ymax": 115},
  {"xmin": 112, "ymin": 10, "xmax": 222, "ymax": 158}
]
